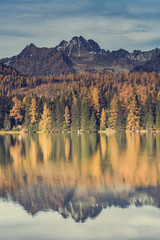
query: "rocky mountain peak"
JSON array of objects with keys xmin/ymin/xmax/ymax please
[
  {"xmin": 0, "ymin": 36, "xmax": 160, "ymax": 76},
  {"xmin": 56, "ymin": 36, "xmax": 101, "ymax": 57}
]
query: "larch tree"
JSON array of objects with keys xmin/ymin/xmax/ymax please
[
  {"xmin": 9, "ymin": 96, "xmax": 23, "ymax": 126},
  {"xmin": 100, "ymin": 108, "xmax": 106, "ymax": 130},
  {"xmin": 64, "ymin": 105, "xmax": 70, "ymax": 129},
  {"xmin": 89, "ymin": 87, "xmax": 100, "ymax": 118},
  {"xmin": 109, "ymin": 95, "xmax": 118, "ymax": 129},
  {"xmin": 39, "ymin": 103, "xmax": 52, "ymax": 132},
  {"xmin": 126, "ymin": 95, "xmax": 140, "ymax": 131},
  {"xmin": 29, "ymin": 98, "xmax": 38, "ymax": 123}
]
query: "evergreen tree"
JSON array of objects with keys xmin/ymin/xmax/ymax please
[
  {"xmin": 146, "ymin": 103, "xmax": 154, "ymax": 131},
  {"xmin": 22, "ymin": 96, "xmax": 30, "ymax": 132},
  {"xmin": 142, "ymin": 94, "xmax": 154, "ymax": 131},
  {"xmin": 0, "ymin": 96, "xmax": 5, "ymax": 129},
  {"xmin": 71, "ymin": 97, "xmax": 81, "ymax": 131},
  {"xmin": 156, "ymin": 96, "xmax": 160, "ymax": 131},
  {"xmin": 81, "ymin": 98, "xmax": 90, "ymax": 131},
  {"xmin": 3, "ymin": 114, "xmax": 11, "ymax": 131},
  {"xmin": 23, "ymin": 109, "xmax": 30, "ymax": 132},
  {"xmin": 89, "ymin": 110, "xmax": 97, "ymax": 131},
  {"xmin": 116, "ymin": 100, "xmax": 123, "ymax": 130},
  {"xmin": 63, "ymin": 105, "xmax": 70, "ymax": 130},
  {"xmin": 49, "ymin": 100, "xmax": 56, "ymax": 132},
  {"xmin": 55, "ymin": 98, "xmax": 65, "ymax": 131}
]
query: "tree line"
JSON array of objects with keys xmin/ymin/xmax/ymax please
[{"xmin": 1, "ymin": 71, "xmax": 160, "ymax": 132}]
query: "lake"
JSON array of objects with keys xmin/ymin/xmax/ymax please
[{"xmin": 0, "ymin": 132, "xmax": 160, "ymax": 240}]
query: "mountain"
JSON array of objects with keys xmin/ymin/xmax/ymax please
[
  {"xmin": 134, "ymin": 51, "xmax": 160, "ymax": 72},
  {"xmin": 0, "ymin": 62, "xmax": 23, "ymax": 76},
  {"xmin": 0, "ymin": 43, "xmax": 74, "ymax": 76},
  {"xmin": 0, "ymin": 36, "xmax": 160, "ymax": 76}
]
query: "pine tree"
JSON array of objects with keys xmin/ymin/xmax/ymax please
[
  {"xmin": 39, "ymin": 103, "xmax": 52, "ymax": 132},
  {"xmin": 71, "ymin": 96, "xmax": 81, "ymax": 131},
  {"xmin": 55, "ymin": 98, "xmax": 65, "ymax": 131},
  {"xmin": 0, "ymin": 96, "xmax": 5, "ymax": 129},
  {"xmin": 146, "ymin": 103, "xmax": 154, "ymax": 131},
  {"xmin": 9, "ymin": 97, "xmax": 23, "ymax": 126},
  {"xmin": 81, "ymin": 98, "xmax": 90, "ymax": 131},
  {"xmin": 23, "ymin": 109, "xmax": 30, "ymax": 132},
  {"xmin": 100, "ymin": 108, "xmax": 106, "ymax": 130},
  {"xmin": 3, "ymin": 114, "xmax": 11, "ymax": 131},
  {"xmin": 89, "ymin": 110, "xmax": 97, "ymax": 131},
  {"xmin": 142, "ymin": 94, "xmax": 154, "ymax": 131},
  {"xmin": 22, "ymin": 96, "xmax": 30, "ymax": 132},
  {"xmin": 116, "ymin": 100, "xmax": 123, "ymax": 130},
  {"xmin": 126, "ymin": 95, "xmax": 140, "ymax": 131}
]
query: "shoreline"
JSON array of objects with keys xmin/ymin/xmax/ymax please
[
  {"xmin": 0, "ymin": 130, "xmax": 24, "ymax": 135},
  {"xmin": 0, "ymin": 129, "xmax": 160, "ymax": 135}
]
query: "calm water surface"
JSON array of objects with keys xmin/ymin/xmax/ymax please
[{"xmin": 0, "ymin": 133, "xmax": 160, "ymax": 239}]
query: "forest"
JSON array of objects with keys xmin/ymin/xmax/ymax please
[{"xmin": 1, "ymin": 71, "xmax": 160, "ymax": 132}]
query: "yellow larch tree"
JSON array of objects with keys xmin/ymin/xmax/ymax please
[
  {"xmin": 89, "ymin": 86, "xmax": 100, "ymax": 118},
  {"xmin": 64, "ymin": 105, "xmax": 70, "ymax": 128},
  {"xmin": 126, "ymin": 95, "xmax": 140, "ymax": 131},
  {"xmin": 29, "ymin": 98, "xmax": 38, "ymax": 123},
  {"xmin": 9, "ymin": 96, "xmax": 23, "ymax": 126},
  {"xmin": 109, "ymin": 95, "xmax": 118, "ymax": 129},
  {"xmin": 100, "ymin": 108, "xmax": 106, "ymax": 130},
  {"xmin": 39, "ymin": 103, "xmax": 52, "ymax": 132}
]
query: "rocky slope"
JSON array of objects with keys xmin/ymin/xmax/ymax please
[
  {"xmin": 134, "ymin": 51, "xmax": 160, "ymax": 72},
  {"xmin": 1, "ymin": 43, "xmax": 74, "ymax": 76},
  {"xmin": 0, "ymin": 36, "xmax": 160, "ymax": 76}
]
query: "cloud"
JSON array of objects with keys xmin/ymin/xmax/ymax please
[{"xmin": 1, "ymin": 0, "xmax": 160, "ymax": 57}]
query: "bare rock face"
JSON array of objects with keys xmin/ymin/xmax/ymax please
[
  {"xmin": 56, "ymin": 36, "xmax": 101, "ymax": 57},
  {"xmin": 134, "ymin": 51, "xmax": 160, "ymax": 72},
  {"xmin": 0, "ymin": 36, "xmax": 160, "ymax": 76}
]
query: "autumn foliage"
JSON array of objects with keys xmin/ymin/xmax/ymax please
[{"xmin": 0, "ymin": 71, "xmax": 160, "ymax": 132}]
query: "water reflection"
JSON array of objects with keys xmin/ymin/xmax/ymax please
[{"xmin": 0, "ymin": 133, "xmax": 160, "ymax": 222}]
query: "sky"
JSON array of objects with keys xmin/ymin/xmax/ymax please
[{"xmin": 1, "ymin": 0, "xmax": 160, "ymax": 58}]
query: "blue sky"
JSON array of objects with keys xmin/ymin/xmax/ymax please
[{"xmin": 1, "ymin": 0, "xmax": 160, "ymax": 58}]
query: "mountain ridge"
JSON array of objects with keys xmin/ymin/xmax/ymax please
[{"xmin": 0, "ymin": 36, "xmax": 160, "ymax": 76}]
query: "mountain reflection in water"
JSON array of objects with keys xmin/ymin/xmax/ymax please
[{"xmin": 0, "ymin": 132, "xmax": 160, "ymax": 222}]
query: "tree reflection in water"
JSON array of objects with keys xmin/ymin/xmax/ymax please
[{"xmin": 0, "ymin": 132, "xmax": 160, "ymax": 222}]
